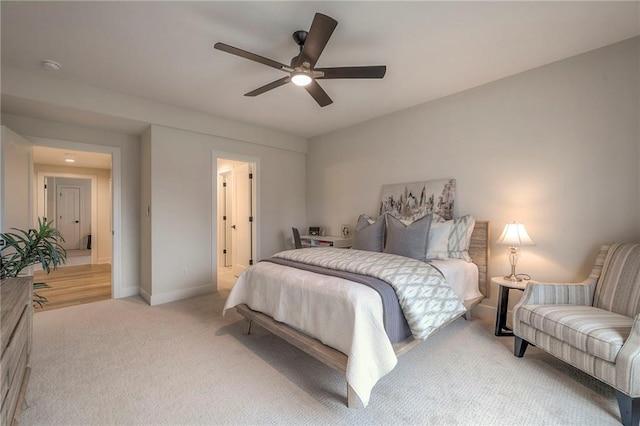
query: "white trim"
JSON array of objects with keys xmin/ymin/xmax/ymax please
[
  {"xmin": 473, "ymin": 303, "xmax": 496, "ymax": 321},
  {"xmin": 146, "ymin": 283, "xmax": 214, "ymax": 306},
  {"xmin": 27, "ymin": 136, "xmax": 123, "ymax": 299},
  {"xmin": 212, "ymin": 151, "xmax": 260, "ymax": 292},
  {"xmin": 119, "ymin": 285, "xmax": 139, "ymax": 299},
  {"xmin": 139, "ymin": 287, "xmax": 151, "ymax": 305}
]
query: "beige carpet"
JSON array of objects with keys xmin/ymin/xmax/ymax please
[{"xmin": 20, "ymin": 291, "xmax": 620, "ymax": 425}]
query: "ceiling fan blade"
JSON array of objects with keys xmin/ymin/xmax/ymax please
[
  {"xmin": 305, "ymin": 80, "xmax": 333, "ymax": 107},
  {"xmin": 214, "ymin": 42, "xmax": 292, "ymax": 72},
  {"xmin": 244, "ymin": 76, "xmax": 291, "ymax": 97},
  {"xmin": 316, "ymin": 66, "xmax": 387, "ymax": 79},
  {"xmin": 297, "ymin": 13, "xmax": 338, "ymax": 68}
]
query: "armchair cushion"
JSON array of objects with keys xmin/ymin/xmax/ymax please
[{"xmin": 517, "ymin": 304, "xmax": 633, "ymax": 362}]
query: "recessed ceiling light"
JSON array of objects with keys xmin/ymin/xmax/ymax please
[
  {"xmin": 64, "ymin": 154, "xmax": 76, "ymax": 163},
  {"xmin": 42, "ymin": 59, "xmax": 62, "ymax": 71}
]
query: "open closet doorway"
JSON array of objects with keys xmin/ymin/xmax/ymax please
[
  {"xmin": 32, "ymin": 145, "xmax": 114, "ymax": 311},
  {"xmin": 214, "ymin": 153, "xmax": 258, "ymax": 292}
]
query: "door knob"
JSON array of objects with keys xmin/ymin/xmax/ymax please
[
  {"xmin": 75, "ymin": 220, "xmax": 79, "ymax": 223},
  {"xmin": 231, "ymin": 225, "xmax": 237, "ymax": 229}
]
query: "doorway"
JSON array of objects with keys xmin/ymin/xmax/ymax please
[
  {"xmin": 37, "ymin": 173, "xmax": 98, "ymax": 265},
  {"xmin": 31, "ymin": 143, "xmax": 117, "ymax": 309},
  {"xmin": 214, "ymin": 153, "xmax": 259, "ymax": 292}
]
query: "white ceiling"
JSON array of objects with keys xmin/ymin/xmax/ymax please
[
  {"xmin": 33, "ymin": 146, "xmax": 112, "ymax": 170},
  {"xmin": 1, "ymin": 1, "xmax": 639, "ymax": 139}
]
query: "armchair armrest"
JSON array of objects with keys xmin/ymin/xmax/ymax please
[
  {"xmin": 517, "ymin": 276, "xmax": 597, "ymax": 306},
  {"xmin": 616, "ymin": 313, "xmax": 640, "ymax": 397}
]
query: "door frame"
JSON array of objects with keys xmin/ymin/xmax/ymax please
[
  {"xmin": 28, "ymin": 136, "xmax": 123, "ymax": 298},
  {"xmin": 37, "ymin": 172, "xmax": 98, "ymax": 263},
  {"xmin": 218, "ymin": 170, "xmax": 233, "ymax": 268},
  {"xmin": 212, "ymin": 151, "xmax": 260, "ymax": 290}
]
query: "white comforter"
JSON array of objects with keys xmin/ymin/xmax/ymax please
[
  {"xmin": 223, "ymin": 248, "xmax": 476, "ymax": 407},
  {"xmin": 224, "ymin": 260, "xmax": 396, "ymax": 407}
]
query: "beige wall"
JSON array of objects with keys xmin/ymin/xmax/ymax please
[
  {"xmin": 307, "ymin": 37, "xmax": 640, "ymax": 312},
  {"xmin": 1, "ymin": 126, "xmax": 32, "ymax": 236},
  {"xmin": 141, "ymin": 124, "xmax": 306, "ymax": 305}
]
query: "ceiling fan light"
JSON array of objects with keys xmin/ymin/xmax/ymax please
[{"xmin": 291, "ymin": 72, "xmax": 312, "ymax": 87}]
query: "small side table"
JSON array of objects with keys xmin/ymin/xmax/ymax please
[{"xmin": 493, "ymin": 276, "xmax": 528, "ymax": 336}]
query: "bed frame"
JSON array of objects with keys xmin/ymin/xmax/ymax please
[{"xmin": 235, "ymin": 220, "xmax": 489, "ymax": 408}]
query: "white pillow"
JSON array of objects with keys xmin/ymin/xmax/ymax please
[
  {"xmin": 427, "ymin": 221, "xmax": 453, "ymax": 260},
  {"xmin": 448, "ymin": 215, "xmax": 475, "ymax": 262}
]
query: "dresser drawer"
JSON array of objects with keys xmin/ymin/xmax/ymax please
[
  {"xmin": 0, "ymin": 304, "xmax": 29, "ymax": 409},
  {"xmin": 1, "ymin": 279, "xmax": 29, "ymax": 356},
  {"xmin": 0, "ymin": 277, "xmax": 32, "ymax": 426},
  {"xmin": 0, "ymin": 343, "xmax": 28, "ymax": 426}
]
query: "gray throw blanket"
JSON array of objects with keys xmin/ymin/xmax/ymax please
[{"xmin": 273, "ymin": 248, "xmax": 466, "ymax": 340}]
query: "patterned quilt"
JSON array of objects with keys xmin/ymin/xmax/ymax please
[{"xmin": 273, "ymin": 247, "xmax": 466, "ymax": 340}]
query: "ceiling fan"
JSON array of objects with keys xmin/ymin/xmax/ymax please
[{"xmin": 214, "ymin": 12, "xmax": 386, "ymax": 107}]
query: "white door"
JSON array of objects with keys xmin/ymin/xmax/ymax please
[
  {"xmin": 232, "ymin": 164, "xmax": 251, "ymax": 276},
  {"xmin": 57, "ymin": 185, "xmax": 81, "ymax": 249}
]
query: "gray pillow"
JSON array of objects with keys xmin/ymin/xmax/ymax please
[
  {"xmin": 384, "ymin": 214, "xmax": 432, "ymax": 261},
  {"xmin": 352, "ymin": 214, "xmax": 385, "ymax": 252}
]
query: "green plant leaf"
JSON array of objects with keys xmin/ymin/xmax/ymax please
[{"xmin": 1, "ymin": 217, "xmax": 67, "ymax": 280}]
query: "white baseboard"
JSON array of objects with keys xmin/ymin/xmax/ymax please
[
  {"xmin": 118, "ymin": 286, "xmax": 140, "ymax": 299},
  {"xmin": 146, "ymin": 284, "xmax": 214, "ymax": 306},
  {"xmin": 139, "ymin": 288, "xmax": 151, "ymax": 305},
  {"xmin": 472, "ymin": 303, "xmax": 496, "ymax": 320}
]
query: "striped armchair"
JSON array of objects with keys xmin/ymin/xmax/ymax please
[{"xmin": 513, "ymin": 243, "xmax": 640, "ymax": 426}]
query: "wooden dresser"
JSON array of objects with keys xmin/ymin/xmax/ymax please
[{"xmin": 0, "ymin": 277, "xmax": 32, "ymax": 426}]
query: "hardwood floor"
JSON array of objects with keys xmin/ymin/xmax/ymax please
[{"xmin": 33, "ymin": 264, "xmax": 111, "ymax": 312}]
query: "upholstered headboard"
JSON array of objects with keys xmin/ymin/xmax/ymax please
[{"xmin": 379, "ymin": 178, "xmax": 455, "ymax": 221}]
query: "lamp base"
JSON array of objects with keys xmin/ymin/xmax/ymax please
[{"xmin": 504, "ymin": 274, "xmax": 525, "ymax": 282}]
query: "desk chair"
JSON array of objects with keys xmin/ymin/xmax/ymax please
[{"xmin": 292, "ymin": 227, "xmax": 302, "ymax": 249}]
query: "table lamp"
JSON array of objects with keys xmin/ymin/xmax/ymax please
[{"xmin": 497, "ymin": 222, "xmax": 535, "ymax": 281}]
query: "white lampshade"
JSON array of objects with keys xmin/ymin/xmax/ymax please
[{"xmin": 497, "ymin": 222, "xmax": 535, "ymax": 246}]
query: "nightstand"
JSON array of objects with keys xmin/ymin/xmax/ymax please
[{"xmin": 493, "ymin": 276, "xmax": 528, "ymax": 336}]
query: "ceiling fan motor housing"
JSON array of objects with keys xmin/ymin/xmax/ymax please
[{"xmin": 292, "ymin": 30, "xmax": 308, "ymax": 48}]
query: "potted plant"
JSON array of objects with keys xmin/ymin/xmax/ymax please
[{"xmin": 1, "ymin": 217, "xmax": 67, "ymax": 307}]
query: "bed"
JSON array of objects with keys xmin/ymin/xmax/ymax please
[{"xmin": 223, "ymin": 179, "xmax": 489, "ymax": 408}]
